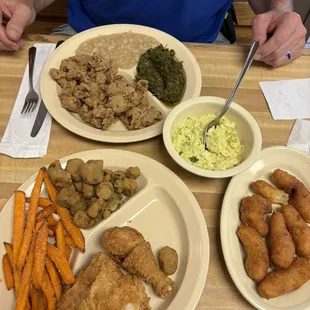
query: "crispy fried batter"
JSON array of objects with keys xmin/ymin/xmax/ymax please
[
  {"xmin": 237, "ymin": 225, "xmax": 269, "ymax": 282},
  {"xmin": 272, "ymin": 169, "xmax": 301, "ymax": 194},
  {"xmin": 122, "ymin": 241, "xmax": 175, "ymax": 299},
  {"xmin": 158, "ymin": 246, "xmax": 178, "ymax": 276},
  {"xmin": 289, "ymin": 184, "xmax": 310, "ymax": 223},
  {"xmin": 240, "ymin": 195, "xmax": 272, "ymax": 237},
  {"xmin": 280, "ymin": 205, "xmax": 310, "ymax": 259},
  {"xmin": 258, "ymin": 258, "xmax": 310, "ymax": 299},
  {"xmin": 269, "ymin": 212, "xmax": 295, "ymax": 269},
  {"xmin": 57, "ymin": 252, "xmax": 150, "ymax": 310},
  {"xmin": 251, "ymin": 180, "xmax": 289, "ymax": 204},
  {"xmin": 101, "ymin": 226, "xmax": 145, "ymax": 259}
]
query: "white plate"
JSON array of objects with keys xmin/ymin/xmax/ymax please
[
  {"xmin": 0, "ymin": 149, "xmax": 209, "ymax": 310},
  {"xmin": 221, "ymin": 146, "xmax": 310, "ymax": 310},
  {"xmin": 40, "ymin": 24, "xmax": 202, "ymax": 143}
]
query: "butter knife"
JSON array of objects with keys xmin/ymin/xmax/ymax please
[{"xmin": 30, "ymin": 40, "xmax": 64, "ymax": 137}]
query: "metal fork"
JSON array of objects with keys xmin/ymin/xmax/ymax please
[
  {"xmin": 21, "ymin": 47, "xmax": 39, "ymax": 114},
  {"xmin": 203, "ymin": 40, "xmax": 260, "ymax": 149}
]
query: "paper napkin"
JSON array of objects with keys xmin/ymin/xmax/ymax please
[
  {"xmin": 0, "ymin": 43, "xmax": 56, "ymax": 158},
  {"xmin": 287, "ymin": 119, "xmax": 310, "ymax": 155},
  {"xmin": 259, "ymin": 78, "xmax": 310, "ymax": 120}
]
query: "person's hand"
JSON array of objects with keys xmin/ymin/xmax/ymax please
[
  {"xmin": 0, "ymin": 0, "xmax": 36, "ymax": 51},
  {"xmin": 252, "ymin": 10, "xmax": 307, "ymax": 67}
]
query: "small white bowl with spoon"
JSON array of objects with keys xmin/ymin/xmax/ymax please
[{"xmin": 163, "ymin": 41, "xmax": 262, "ymax": 178}]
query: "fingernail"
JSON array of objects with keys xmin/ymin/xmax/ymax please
[
  {"xmin": 7, "ymin": 29, "xmax": 19, "ymax": 41},
  {"xmin": 254, "ymin": 54, "xmax": 261, "ymax": 60}
]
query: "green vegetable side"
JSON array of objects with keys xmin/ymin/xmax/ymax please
[{"xmin": 136, "ymin": 44, "xmax": 186, "ymax": 106}]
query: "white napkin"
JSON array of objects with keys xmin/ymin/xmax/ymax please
[
  {"xmin": 287, "ymin": 119, "xmax": 310, "ymax": 155},
  {"xmin": 259, "ymin": 78, "xmax": 310, "ymax": 120},
  {"xmin": 0, "ymin": 43, "xmax": 56, "ymax": 158}
]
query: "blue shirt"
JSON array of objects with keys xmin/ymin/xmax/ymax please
[{"xmin": 68, "ymin": 0, "xmax": 233, "ymax": 43}]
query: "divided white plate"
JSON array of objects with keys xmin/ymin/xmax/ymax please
[
  {"xmin": 40, "ymin": 24, "xmax": 202, "ymax": 143},
  {"xmin": 221, "ymin": 146, "xmax": 310, "ymax": 310},
  {"xmin": 0, "ymin": 149, "xmax": 209, "ymax": 310}
]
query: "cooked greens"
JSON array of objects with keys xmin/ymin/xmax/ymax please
[{"xmin": 136, "ymin": 44, "xmax": 185, "ymax": 105}]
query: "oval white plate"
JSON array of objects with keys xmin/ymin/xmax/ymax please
[
  {"xmin": 0, "ymin": 149, "xmax": 209, "ymax": 310},
  {"xmin": 40, "ymin": 24, "xmax": 202, "ymax": 143},
  {"xmin": 221, "ymin": 146, "xmax": 310, "ymax": 310}
]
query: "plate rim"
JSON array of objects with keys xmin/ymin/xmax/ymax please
[
  {"xmin": 220, "ymin": 146, "xmax": 310, "ymax": 310},
  {"xmin": 0, "ymin": 149, "xmax": 209, "ymax": 310},
  {"xmin": 40, "ymin": 24, "xmax": 202, "ymax": 143}
]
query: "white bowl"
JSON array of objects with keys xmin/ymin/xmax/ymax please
[{"xmin": 163, "ymin": 96, "xmax": 262, "ymax": 178}]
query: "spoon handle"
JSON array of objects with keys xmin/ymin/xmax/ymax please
[{"xmin": 218, "ymin": 40, "xmax": 259, "ymax": 118}]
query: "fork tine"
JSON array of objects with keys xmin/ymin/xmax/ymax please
[
  {"xmin": 26, "ymin": 102, "xmax": 33, "ymax": 114},
  {"xmin": 31, "ymin": 102, "xmax": 37, "ymax": 112},
  {"xmin": 21, "ymin": 103, "xmax": 28, "ymax": 114}
]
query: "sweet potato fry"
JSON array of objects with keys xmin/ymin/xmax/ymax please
[
  {"xmin": 3, "ymin": 242, "xmax": 13, "ymax": 266},
  {"xmin": 65, "ymin": 235, "xmax": 77, "ymax": 248},
  {"xmin": 15, "ymin": 236, "xmax": 35, "ymax": 310},
  {"xmin": 37, "ymin": 289, "xmax": 45, "ymax": 310},
  {"xmin": 35, "ymin": 220, "xmax": 44, "ymax": 232},
  {"xmin": 43, "ymin": 167, "xmax": 57, "ymax": 204},
  {"xmin": 31, "ymin": 288, "xmax": 40, "ymax": 310},
  {"xmin": 55, "ymin": 221, "xmax": 66, "ymax": 258},
  {"xmin": 17, "ymin": 169, "xmax": 44, "ymax": 271},
  {"xmin": 32, "ymin": 222, "xmax": 49, "ymax": 289},
  {"xmin": 56, "ymin": 205, "xmax": 85, "ymax": 252},
  {"xmin": 45, "ymin": 256, "xmax": 62, "ymax": 302},
  {"xmin": 13, "ymin": 190, "xmax": 25, "ymax": 270},
  {"xmin": 2, "ymin": 254, "xmax": 14, "ymax": 290},
  {"xmin": 47, "ymin": 215, "xmax": 56, "ymax": 227},
  {"xmin": 65, "ymin": 245, "xmax": 72, "ymax": 261},
  {"xmin": 46, "ymin": 245, "xmax": 75, "ymax": 284},
  {"xmin": 13, "ymin": 270, "xmax": 21, "ymax": 295},
  {"xmin": 26, "ymin": 197, "xmax": 55, "ymax": 210},
  {"xmin": 41, "ymin": 268, "xmax": 57, "ymax": 310},
  {"xmin": 48, "ymin": 229, "xmax": 55, "ymax": 237},
  {"xmin": 35, "ymin": 206, "xmax": 55, "ymax": 223}
]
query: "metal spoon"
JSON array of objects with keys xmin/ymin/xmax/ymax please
[{"xmin": 203, "ymin": 40, "xmax": 259, "ymax": 150}]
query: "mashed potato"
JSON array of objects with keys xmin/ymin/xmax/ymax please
[{"xmin": 172, "ymin": 114, "xmax": 244, "ymax": 170}]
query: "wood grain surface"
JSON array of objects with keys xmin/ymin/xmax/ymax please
[{"xmin": 1, "ymin": 35, "xmax": 310, "ymax": 309}]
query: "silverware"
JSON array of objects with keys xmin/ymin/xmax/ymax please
[
  {"xmin": 203, "ymin": 40, "xmax": 259, "ymax": 149},
  {"xmin": 30, "ymin": 40, "xmax": 64, "ymax": 137},
  {"xmin": 21, "ymin": 46, "xmax": 39, "ymax": 114}
]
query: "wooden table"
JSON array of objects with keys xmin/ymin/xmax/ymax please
[{"xmin": 1, "ymin": 34, "xmax": 310, "ymax": 309}]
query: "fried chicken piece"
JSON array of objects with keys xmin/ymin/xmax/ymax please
[
  {"xmin": 65, "ymin": 158, "xmax": 84, "ymax": 182},
  {"xmin": 289, "ymin": 184, "xmax": 310, "ymax": 223},
  {"xmin": 258, "ymin": 257, "xmax": 310, "ymax": 299},
  {"xmin": 281, "ymin": 205, "xmax": 310, "ymax": 258},
  {"xmin": 272, "ymin": 169, "xmax": 301, "ymax": 194},
  {"xmin": 158, "ymin": 246, "xmax": 178, "ymax": 276},
  {"xmin": 120, "ymin": 105, "xmax": 162, "ymax": 130},
  {"xmin": 240, "ymin": 195, "xmax": 272, "ymax": 237},
  {"xmin": 92, "ymin": 105, "xmax": 115, "ymax": 130},
  {"xmin": 107, "ymin": 94, "xmax": 129, "ymax": 115},
  {"xmin": 269, "ymin": 212, "xmax": 295, "ymax": 269},
  {"xmin": 50, "ymin": 68, "xmax": 66, "ymax": 80},
  {"xmin": 237, "ymin": 225, "xmax": 269, "ymax": 282},
  {"xmin": 60, "ymin": 94, "xmax": 81, "ymax": 113},
  {"xmin": 79, "ymin": 252, "xmax": 150, "ymax": 310},
  {"xmin": 79, "ymin": 104, "xmax": 93, "ymax": 124},
  {"xmin": 78, "ymin": 160, "xmax": 104, "ymax": 185},
  {"xmin": 122, "ymin": 241, "xmax": 175, "ymax": 299},
  {"xmin": 251, "ymin": 180, "xmax": 289, "ymax": 204},
  {"xmin": 101, "ymin": 226, "xmax": 145, "ymax": 259},
  {"xmin": 47, "ymin": 160, "xmax": 73, "ymax": 188}
]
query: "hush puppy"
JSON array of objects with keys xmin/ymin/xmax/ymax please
[
  {"xmin": 258, "ymin": 257, "xmax": 310, "ymax": 299},
  {"xmin": 237, "ymin": 225, "xmax": 269, "ymax": 282},
  {"xmin": 269, "ymin": 212, "xmax": 295, "ymax": 269},
  {"xmin": 240, "ymin": 195, "xmax": 272, "ymax": 237}
]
